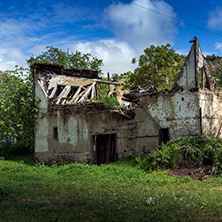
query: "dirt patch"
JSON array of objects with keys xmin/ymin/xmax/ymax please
[{"xmin": 165, "ymin": 166, "xmax": 215, "ymax": 181}]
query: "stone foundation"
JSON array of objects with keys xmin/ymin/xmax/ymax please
[{"xmin": 35, "ymin": 151, "xmax": 92, "ymax": 165}]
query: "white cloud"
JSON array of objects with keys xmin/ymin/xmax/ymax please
[
  {"xmin": 28, "ymin": 45, "xmax": 48, "ymax": 55},
  {"xmin": 0, "ymin": 59, "xmax": 16, "ymax": 71},
  {"xmin": 202, "ymin": 52, "xmax": 216, "ymax": 57},
  {"xmin": 215, "ymin": 42, "xmax": 222, "ymax": 51},
  {"xmin": 0, "ymin": 19, "xmax": 26, "ymax": 37},
  {"xmin": 207, "ymin": 7, "xmax": 222, "ymax": 30},
  {"xmin": 0, "ymin": 18, "xmax": 34, "ymax": 71},
  {"xmin": 0, "ymin": 48, "xmax": 28, "ymax": 71},
  {"xmin": 27, "ymin": 39, "xmax": 137, "ymax": 75},
  {"xmin": 0, "ymin": 0, "xmax": 178, "ymax": 74},
  {"xmin": 7, "ymin": 48, "xmax": 28, "ymax": 66},
  {"xmin": 68, "ymin": 39, "xmax": 136, "ymax": 74},
  {"xmin": 0, "ymin": 14, "xmax": 60, "ymax": 71},
  {"xmin": 175, "ymin": 49, "xmax": 188, "ymax": 56},
  {"xmin": 105, "ymin": 0, "xmax": 177, "ymax": 52}
]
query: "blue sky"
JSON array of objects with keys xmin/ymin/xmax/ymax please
[{"xmin": 1, "ymin": 0, "xmax": 222, "ymax": 74}]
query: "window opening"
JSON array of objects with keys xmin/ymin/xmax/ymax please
[
  {"xmin": 53, "ymin": 127, "xmax": 58, "ymax": 140},
  {"xmin": 159, "ymin": 128, "xmax": 170, "ymax": 145}
]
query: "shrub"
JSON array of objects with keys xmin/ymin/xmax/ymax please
[
  {"xmin": 140, "ymin": 136, "xmax": 222, "ymax": 173},
  {"xmin": 0, "ymin": 142, "xmax": 33, "ymax": 159},
  {"xmin": 100, "ymin": 96, "xmax": 120, "ymax": 109}
]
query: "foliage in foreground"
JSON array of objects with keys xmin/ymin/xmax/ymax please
[
  {"xmin": 139, "ymin": 136, "xmax": 222, "ymax": 172},
  {"xmin": 0, "ymin": 67, "xmax": 39, "ymax": 149},
  {"xmin": 1, "ymin": 156, "xmax": 222, "ymax": 221}
]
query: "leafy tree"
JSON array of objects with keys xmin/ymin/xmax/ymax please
[
  {"xmin": 27, "ymin": 46, "xmax": 103, "ymax": 74},
  {"xmin": 112, "ymin": 73, "xmax": 123, "ymax": 82},
  {"xmin": 205, "ymin": 54, "xmax": 220, "ymax": 61},
  {"xmin": 126, "ymin": 44, "xmax": 185, "ymax": 90},
  {"xmin": 209, "ymin": 63, "xmax": 222, "ymax": 88},
  {"xmin": 205, "ymin": 55, "xmax": 222, "ymax": 87},
  {"xmin": 0, "ymin": 66, "xmax": 39, "ymax": 149}
]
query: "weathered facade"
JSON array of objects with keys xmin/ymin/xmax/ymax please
[{"xmin": 34, "ymin": 38, "xmax": 222, "ymax": 164}]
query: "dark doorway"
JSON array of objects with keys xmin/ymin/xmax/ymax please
[
  {"xmin": 159, "ymin": 128, "xmax": 170, "ymax": 145},
  {"xmin": 93, "ymin": 134, "xmax": 117, "ymax": 165}
]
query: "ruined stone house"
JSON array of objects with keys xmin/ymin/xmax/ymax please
[{"xmin": 34, "ymin": 38, "xmax": 222, "ymax": 164}]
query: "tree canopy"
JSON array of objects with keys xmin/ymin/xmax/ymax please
[
  {"xmin": 205, "ymin": 54, "xmax": 220, "ymax": 61},
  {"xmin": 126, "ymin": 44, "xmax": 185, "ymax": 90},
  {"xmin": 27, "ymin": 46, "xmax": 103, "ymax": 73},
  {"xmin": 209, "ymin": 61, "xmax": 222, "ymax": 88},
  {"xmin": 0, "ymin": 67, "xmax": 38, "ymax": 148}
]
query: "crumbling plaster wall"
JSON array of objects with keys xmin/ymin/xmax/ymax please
[
  {"xmin": 199, "ymin": 90, "xmax": 222, "ymax": 137},
  {"xmin": 133, "ymin": 107, "xmax": 159, "ymax": 153},
  {"xmin": 135, "ymin": 41, "xmax": 202, "ymax": 139},
  {"xmin": 35, "ymin": 103, "xmax": 160, "ymax": 162},
  {"xmin": 138, "ymin": 90, "xmax": 200, "ymax": 139},
  {"xmin": 34, "ymin": 71, "xmax": 161, "ymax": 162},
  {"xmin": 175, "ymin": 44, "xmax": 196, "ymax": 90},
  {"xmin": 35, "ymin": 104, "xmax": 140, "ymax": 162},
  {"xmin": 34, "ymin": 79, "xmax": 49, "ymax": 153}
]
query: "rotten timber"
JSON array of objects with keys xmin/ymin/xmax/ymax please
[
  {"xmin": 31, "ymin": 63, "xmax": 100, "ymax": 79},
  {"xmin": 35, "ymin": 63, "xmax": 120, "ymax": 106}
]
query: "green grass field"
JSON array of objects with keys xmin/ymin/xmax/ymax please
[{"xmin": 1, "ymin": 156, "xmax": 222, "ymax": 222}]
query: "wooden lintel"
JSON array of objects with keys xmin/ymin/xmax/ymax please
[
  {"xmin": 95, "ymin": 80, "xmax": 119, "ymax": 86},
  {"xmin": 118, "ymin": 135, "xmax": 159, "ymax": 139}
]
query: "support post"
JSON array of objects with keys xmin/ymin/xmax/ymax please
[
  {"xmin": 107, "ymin": 72, "xmax": 111, "ymax": 96},
  {"xmin": 199, "ymin": 108, "xmax": 203, "ymax": 135}
]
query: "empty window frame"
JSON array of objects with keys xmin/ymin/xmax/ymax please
[{"xmin": 53, "ymin": 127, "xmax": 58, "ymax": 140}]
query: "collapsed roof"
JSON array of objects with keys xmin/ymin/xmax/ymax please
[{"xmin": 32, "ymin": 63, "xmax": 119, "ymax": 106}]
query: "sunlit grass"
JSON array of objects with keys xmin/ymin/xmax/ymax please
[{"xmin": 1, "ymin": 157, "xmax": 222, "ymax": 221}]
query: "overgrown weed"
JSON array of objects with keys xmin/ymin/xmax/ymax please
[{"xmin": 140, "ymin": 136, "xmax": 222, "ymax": 173}]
